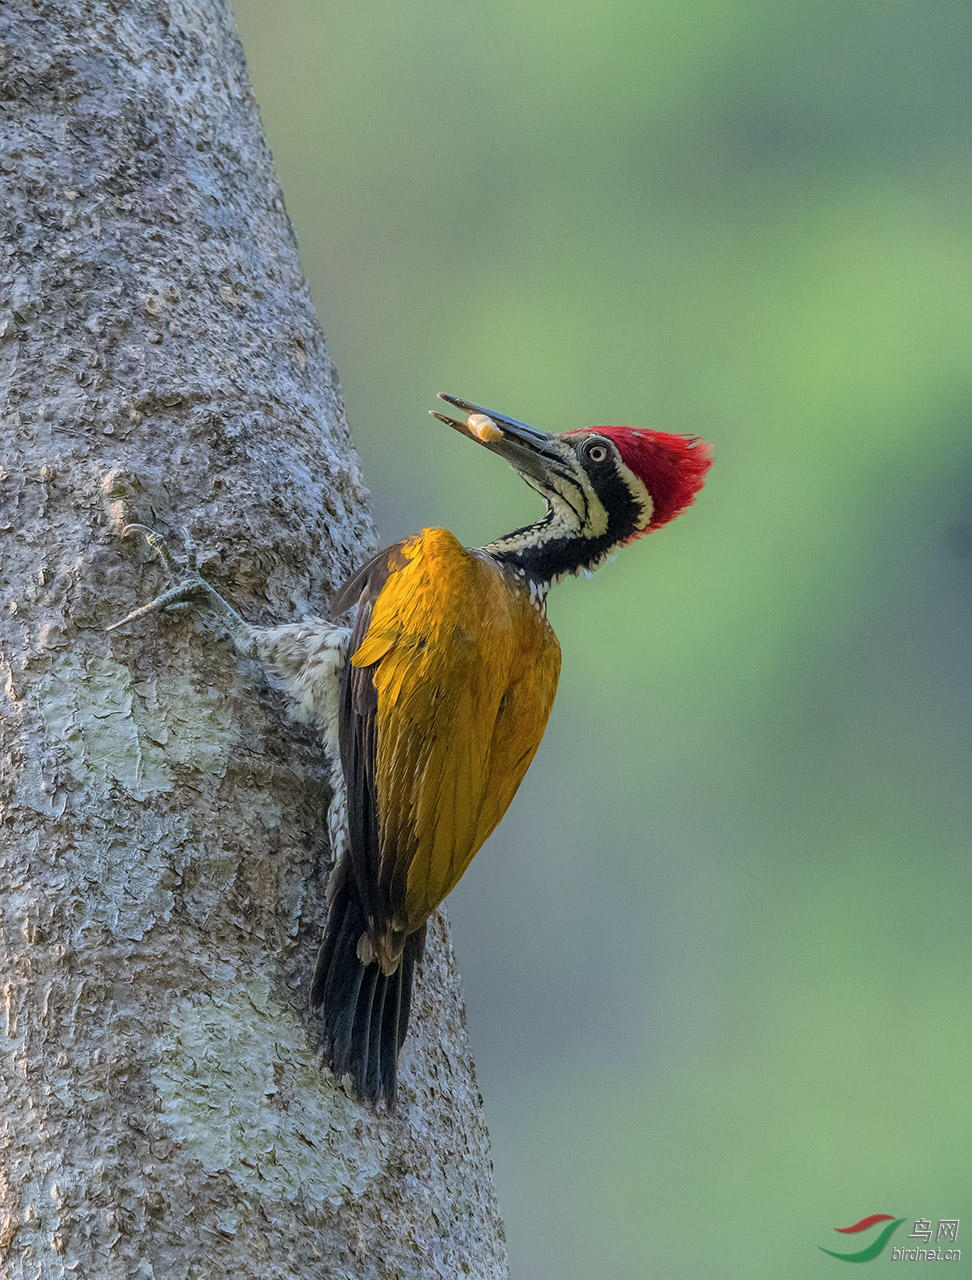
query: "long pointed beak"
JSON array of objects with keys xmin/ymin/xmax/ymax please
[{"xmin": 430, "ymin": 394, "xmax": 563, "ymax": 482}]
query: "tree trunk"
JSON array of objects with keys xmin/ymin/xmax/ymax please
[{"xmin": 0, "ymin": 3, "xmax": 508, "ymax": 1277}]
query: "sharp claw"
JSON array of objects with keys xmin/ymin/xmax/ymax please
[
  {"xmin": 106, "ymin": 604, "xmax": 155, "ymax": 633},
  {"xmin": 105, "ymin": 578, "xmax": 208, "ymax": 633},
  {"xmin": 105, "ymin": 611, "xmax": 139, "ymax": 634},
  {"xmin": 107, "ymin": 524, "xmax": 207, "ymax": 633}
]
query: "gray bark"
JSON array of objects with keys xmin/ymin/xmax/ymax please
[{"xmin": 0, "ymin": 2, "xmax": 508, "ymax": 1277}]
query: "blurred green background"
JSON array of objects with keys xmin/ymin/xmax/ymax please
[{"xmin": 232, "ymin": 2, "xmax": 971, "ymax": 1275}]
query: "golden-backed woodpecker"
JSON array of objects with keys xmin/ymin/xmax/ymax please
[{"xmin": 109, "ymin": 393, "xmax": 712, "ymax": 1108}]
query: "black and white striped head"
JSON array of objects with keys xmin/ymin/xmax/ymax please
[{"xmin": 431, "ymin": 393, "xmax": 711, "ymax": 583}]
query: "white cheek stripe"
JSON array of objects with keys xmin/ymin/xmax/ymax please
[
  {"xmin": 621, "ymin": 466, "xmax": 654, "ymax": 530},
  {"xmin": 568, "ymin": 467, "xmax": 609, "ymax": 538},
  {"xmin": 541, "ymin": 467, "xmax": 608, "ymax": 538}
]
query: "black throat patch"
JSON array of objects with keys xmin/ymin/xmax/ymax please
[{"xmin": 485, "ymin": 462, "xmax": 645, "ymax": 589}]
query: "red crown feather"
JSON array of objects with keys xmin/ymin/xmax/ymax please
[{"xmin": 583, "ymin": 426, "xmax": 712, "ymax": 537}]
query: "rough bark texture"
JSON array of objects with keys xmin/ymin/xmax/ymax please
[{"xmin": 0, "ymin": 3, "xmax": 508, "ymax": 1277}]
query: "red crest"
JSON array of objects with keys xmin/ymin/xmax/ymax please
[{"xmin": 585, "ymin": 427, "xmax": 712, "ymax": 536}]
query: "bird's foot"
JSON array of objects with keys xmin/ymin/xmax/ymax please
[{"xmin": 106, "ymin": 524, "xmax": 212, "ymax": 633}]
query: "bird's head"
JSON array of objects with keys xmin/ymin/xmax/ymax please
[{"xmin": 431, "ymin": 394, "xmax": 711, "ymax": 576}]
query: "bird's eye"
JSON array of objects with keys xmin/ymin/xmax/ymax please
[{"xmin": 581, "ymin": 439, "xmax": 610, "ymax": 464}]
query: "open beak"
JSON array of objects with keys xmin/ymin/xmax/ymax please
[{"xmin": 430, "ymin": 393, "xmax": 562, "ymax": 485}]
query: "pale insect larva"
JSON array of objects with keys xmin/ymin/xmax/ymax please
[{"xmin": 466, "ymin": 412, "xmax": 503, "ymax": 443}]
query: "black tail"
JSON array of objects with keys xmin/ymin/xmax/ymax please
[{"xmin": 310, "ymin": 873, "xmax": 423, "ymax": 1107}]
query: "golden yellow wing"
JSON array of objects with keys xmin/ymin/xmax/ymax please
[{"xmin": 340, "ymin": 528, "xmax": 560, "ymax": 970}]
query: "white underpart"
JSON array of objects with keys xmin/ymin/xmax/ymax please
[{"xmin": 250, "ymin": 620, "xmax": 352, "ymax": 871}]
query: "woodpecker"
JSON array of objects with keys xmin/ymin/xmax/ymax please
[{"xmin": 109, "ymin": 393, "xmax": 711, "ymax": 1108}]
